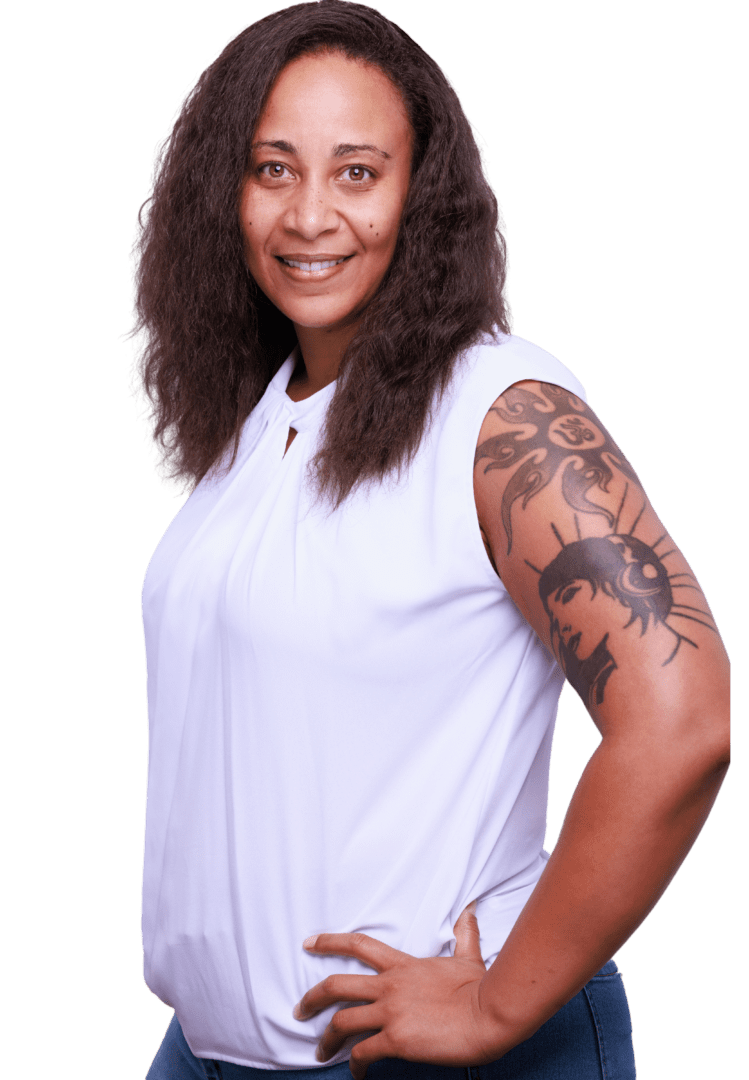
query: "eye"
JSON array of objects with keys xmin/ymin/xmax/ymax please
[
  {"xmin": 560, "ymin": 585, "xmax": 583, "ymax": 605},
  {"xmin": 341, "ymin": 165, "xmax": 374, "ymax": 183},
  {"xmin": 258, "ymin": 162, "xmax": 293, "ymax": 180}
]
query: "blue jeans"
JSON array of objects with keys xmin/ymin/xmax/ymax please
[{"xmin": 147, "ymin": 961, "xmax": 635, "ymax": 1080}]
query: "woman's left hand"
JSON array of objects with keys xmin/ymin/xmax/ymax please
[{"xmin": 293, "ymin": 905, "xmax": 503, "ymax": 1079}]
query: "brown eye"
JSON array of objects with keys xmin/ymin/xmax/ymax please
[
  {"xmin": 259, "ymin": 163, "xmax": 290, "ymax": 179},
  {"xmin": 343, "ymin": 166, "xmax": 373, "ymax": 182}
]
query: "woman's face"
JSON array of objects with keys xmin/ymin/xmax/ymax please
[
  {"xmin": 239, "ymin": 51, "xmax": 413, "ymax": 334},
  {"xmin": 547, "ymin": 579, "xmax": 627, "ymax": 660}
]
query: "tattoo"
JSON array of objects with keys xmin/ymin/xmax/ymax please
[
  {"xmin": 480, "ymin": 525, "xmax": 499, "ymax": 575},
  {"xmin": 476, "ymin": 383, "xmax": 718, "ymax": 705},
  {"xmin": 530, "ymin": 509, "xmax": 717, "ymax": 707},
  {"xmin": 475, "ymin": 383, "xmax": 640, "ymax": 553},
  {"xmin": 567, "ymin": 634, "xmax": 617, "ymax": 709}
]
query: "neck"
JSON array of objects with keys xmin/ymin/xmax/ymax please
[{"xmin": 289, "ymin": 321, "xmax": 360, "ymax": 400}]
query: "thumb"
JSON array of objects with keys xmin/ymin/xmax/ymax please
[{"xmin": 453, "ymin": 901, "xmax": 482, "ymax": 963}]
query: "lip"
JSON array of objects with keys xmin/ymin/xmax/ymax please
[
  {"xmin": 277, "ymin": 253, "xmax": 354, "ymax": 262},
  {"xmin": 274, "ymin": 253, "xmax": 355, "ymax": 279}
]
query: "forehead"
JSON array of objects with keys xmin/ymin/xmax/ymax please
[{"xmin": 255, "ymin": 51, "xmax": 411, "ymax": 149}]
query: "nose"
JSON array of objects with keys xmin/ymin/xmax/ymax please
[{"xmin": 283, "ymin": 175, "xmax": 339, "ymax": 240}]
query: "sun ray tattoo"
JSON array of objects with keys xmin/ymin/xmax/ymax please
[
  {"xmin": 475, "ymin": 383, "xmax": 641, "ymax": 553},
  {"xmin": 477, "ymin": 384, "xmax": 719, "ymax": 707},
  {"xmin": 524, "ymin": 489, "xmax": 718, "ymax": 707}
]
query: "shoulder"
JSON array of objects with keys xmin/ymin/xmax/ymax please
[
  {"xmin": 440, "ymin": 335, "xmax": 586, "ymax": 433},
  {"xmin": 505, "ymin": 336, "xmax": 583, "ymax": 387},
  {"xmin": 473, "ymin": 379, "xmax": 726, "ymax": 719},
  {"xmin": 425, "ymin": 336, "xmax": 587, "ymax": 488},
  {"xmin": 473, "ymin": 379, "xmax": 636, "ymax": 560}
]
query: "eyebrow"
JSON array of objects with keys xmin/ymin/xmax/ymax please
[
  {"xmin": 251, "ymin": 140, "xmax": 391, "ymax": 160},
  {"xmin": 334, "ymin": 143, "xmax": 391, "ymax": 160}
]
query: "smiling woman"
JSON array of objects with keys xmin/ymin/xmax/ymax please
[
  {"xmin": 136, "ymin": 0, "xmax": 506, "ymax": 499},
  {"xmin": 239, "ymin": 51, "xmax": 413, "ymax": 399},
  {"xmin": 135, "ymin": 4, "xmax": 728, "ymax": 1080}
]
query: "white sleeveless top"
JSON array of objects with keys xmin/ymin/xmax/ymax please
[{"xmin": 142, "ymin": 334, "xmax": 585, "ymax": 1069}]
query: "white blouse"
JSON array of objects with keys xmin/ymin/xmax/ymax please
[{"xmin": 141, "ymin": 334, "xmax": 586, "ymax": 1068}]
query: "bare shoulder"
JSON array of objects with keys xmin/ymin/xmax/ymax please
[
  {"xmin": 474, "ymin": 379, "xmax": 634, "ymax": 552},
  {"xmin": 473, "ymin": 380, "xmax": 728, "ymax": 731}
]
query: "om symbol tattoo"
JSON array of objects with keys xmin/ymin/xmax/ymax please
[
  {"xmin": 552, "ymin": 416, "xmax": 597, "ymax": 447},
  {"xmin": 475, "ymin": 384, "xmax": 639, "ymax": 553}
]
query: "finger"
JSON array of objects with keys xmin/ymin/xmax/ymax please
[
  {"xmin": 315, "ymin": 1004, "xmax": 380, "ymax": 1063},
  {"xmin": 303, "ymin": 932, "xmax": 403, "ymax": 973},
  {"xmin": 294, "ymin": 974, "xmax": 379, "ymax": 1020},
  {"xmin": 348, "ymin": 1032, "xmax": 392, "ymax": 1080},
  {"xmin": 453, "ymin": 901, "xmax": 483, "ymax": 964}
]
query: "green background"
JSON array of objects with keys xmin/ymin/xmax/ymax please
[{"xmin": 4, "ymin": 0, "xmax": 746, "ymax": 1075}]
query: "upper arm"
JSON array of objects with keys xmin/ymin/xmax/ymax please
[{"xmin": 473, "ymin": 380, "xmax": 729, "ymax": 746}]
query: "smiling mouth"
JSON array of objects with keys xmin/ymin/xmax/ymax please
[{"xmin": 276, "ymin": 255, "xmax": 353, "ymax": 272}]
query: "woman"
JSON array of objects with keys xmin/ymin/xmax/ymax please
[{"xmin": 137, "ymin": 3, "xmax": 729, "ymax": 1078}]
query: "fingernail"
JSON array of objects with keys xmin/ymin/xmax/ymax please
[
  {"xmin": 315, "ymin": 1046, "xmax": 327, "ymax": 1063},
  {"xmin": 302, "ymin": 935, "xmax": 319, "ymax": 950},
  {"xmin": 292, "ymin": 1002, "xmax": 304, "ymax": 1020}
]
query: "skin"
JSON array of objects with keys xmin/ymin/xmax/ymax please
[
  {"xmin": 547, "ymin": 578, "xmax": 618, "ymax": 656},
  {"xmin": 546, "ymin": 577, "xmax": 683, "ymax": 672},
  {"xmin": 239, "ymin": 53, "xmax": 730, "ymax": 1080},
  {"xmin": 295, "ymin": 388, "xmax": 729, "ymax": 1076},
  {"xmin": 239, "ymin": 51, "xmax": 413, "ymax": 407}
]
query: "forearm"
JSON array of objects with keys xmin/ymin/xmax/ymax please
[{"xmin": 477, "ymin": 727, "xmax": 728, "ymax": 1055}]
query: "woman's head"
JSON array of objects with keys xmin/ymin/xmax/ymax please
[
  {"xmin": 239, "ymin": 50, "xmax": 413, "ymax": 341},
  {"xmin": 136, "ymin": 1, "xmax": 509, "ymax": 497},
  {"xmin": 539, "ymin": 534, "xmax": 674, "ymax": 658}
]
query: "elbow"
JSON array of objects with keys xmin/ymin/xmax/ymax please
[
  {"xmin": 606, "ymin": 701, "xmax": 730, "ymax": 790},
  {"xmin": 690, "ymin": 691, "xmax": 730, "ymax": 778},
  {"xmin": 677, "ymin": 711, "xmax": 730, "ymax": 785},
  {"xmin": 700, "ymin": 732, "xmax": 730, "ymax": 777},
  {"xmin": 667, "ymin": 674, "xmax": 730, "ymax": 782}
]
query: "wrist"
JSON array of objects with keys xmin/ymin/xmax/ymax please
[{"xmin": 474, "ymin": 971, "xmax": 545, "ymax": 1061}]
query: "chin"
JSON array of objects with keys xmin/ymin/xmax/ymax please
[
  {"xmin": 293, "ymin": 314, "xmax": 346, "ymax": 330},
  {"xmin": 286, "ymin": 305, "xmax": 360, "ymax": 332}
]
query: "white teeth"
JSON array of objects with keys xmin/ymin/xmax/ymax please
[{"xmin": 281, "ymin": 257, "xmax": 348, "ymax": 271}]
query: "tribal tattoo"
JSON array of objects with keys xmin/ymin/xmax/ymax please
[
  {"xmin": 530, "ymin": 524, "xmax": 716, "ymax": 708},
  {"xmin": 475, "ymin": 383, "xmax": 640, "ymax": 554},
  {"xmin": 476, "ymin": 383, "xmax": 718, "ymax": 707}
]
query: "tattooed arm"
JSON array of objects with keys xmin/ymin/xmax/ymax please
[
  {"xmin": 471, "ymin": 379, "xmax": 730, "ymax": 1047},
  {"xmin": 293, "ymin": 381, "xmax": 729, "ymax": 1078}
]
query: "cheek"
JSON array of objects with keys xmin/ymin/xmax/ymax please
[
  {"xmin": 551, "ymin": 598, "xmax": 582, "ymax": 633},
  {"xmin": 239, "ymin": 191, "xmax": 269, "ymax": 260},
  {"xmin": 242, "ymin": 222, "xmax": 277, "ymax": 286},
  {"xmin": 361, "ymin": 189, "xmax": 407, "ymax": 251}
]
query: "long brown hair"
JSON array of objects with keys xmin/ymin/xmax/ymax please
[{"xmin": 135, "ymin": 1, "xmax": 510, "ymax": 502}]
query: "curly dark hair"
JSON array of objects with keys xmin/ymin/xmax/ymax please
[{"xmin": 135, "ymin": 0, "xmax": 510, "ymax": 501}]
